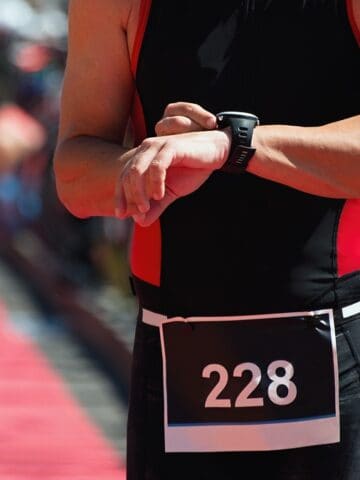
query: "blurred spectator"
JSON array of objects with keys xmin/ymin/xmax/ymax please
[
  {"xmin": 0, "ymin": 0, "xmax": 134, "ymax": 297},
  {"xmin": 0, "ymin": 103, "xmax": 45, "ymax": 169}
]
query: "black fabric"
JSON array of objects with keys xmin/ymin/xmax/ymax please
[
  {"xmin": 127, "ymin": 310, "xmax": 360, "ymax": 480},
  {"xmin": 129, "ymin": 0, "xmax": 360, "ymax": 477},
  {"xmin": 135, "ymin": 0, "xmax": 360, "ymax": 315},
  {"xmin": 137, "ymin": 0, "xmax": 360, "ymax": 128}
]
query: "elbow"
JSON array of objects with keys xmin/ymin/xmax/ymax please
[
  {"xmin": 53, "ymin": 146, "xmax": 90, "ymax": 219},
  {"xmin": 55, "ymin": 181, "xmax": 90, "ymax": 220}
]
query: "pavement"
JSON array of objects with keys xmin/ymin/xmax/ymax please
[
  {"xmin": 0, "ymin": 230, "xmax": 137, "ymax": 478},
  {"xmin": 0, "ymin": 228, "xmax": 136, "ymax": 390}
]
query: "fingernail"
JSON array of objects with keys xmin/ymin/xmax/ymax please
[{"xmin": 207, "ymin": 117, "xmax": 216, "ymax": 129}]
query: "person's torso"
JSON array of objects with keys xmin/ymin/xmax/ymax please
[{"xmin": 130, "ymin": 0, "xmax": 360, "ymax": 316}]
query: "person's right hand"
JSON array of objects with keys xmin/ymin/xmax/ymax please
[
  {"xmin": 116, "ymin": 127, "xmax": 231, "ymax": 226},
  {"xmin": 115, "ymin": 102, "xmax": 230, "ymax": 226}
]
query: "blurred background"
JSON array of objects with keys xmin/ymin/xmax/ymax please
[{"xmin": 0, "ymin": 1, "xmax": 136, "ymax": 477}]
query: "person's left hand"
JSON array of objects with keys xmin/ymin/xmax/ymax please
[{"xmin": 155, "ymin": 102, "xmax": 217, "ymax": 136}]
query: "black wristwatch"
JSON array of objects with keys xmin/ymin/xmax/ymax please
[{"xmin": 216, "ymin": 111, "xmax": 259, "ymax": 174}]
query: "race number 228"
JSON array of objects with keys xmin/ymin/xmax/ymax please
[{"xmin": 202, "ymin": 361, "xmax": 297, "ymax": 408}]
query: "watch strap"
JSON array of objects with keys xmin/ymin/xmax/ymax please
[
  {"xmin": 221, "ymin": 144, "xmax": 256, "ymax": 174},
  {"xmin": 216, "ymin": 113, "xmax": 258, "ymax": 174}
]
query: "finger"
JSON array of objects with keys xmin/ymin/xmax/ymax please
[
  {"xmin": 163, "ymin": 102, "xmax": 216, "ymax": 129},
  {"xmin": 145, "ymin": 158, "xmax": 167, "ymax": 201},
  {"xmin": 124, "ymin": 163, "xmax": 150, "ymax": 213},
  {"xmin": 122, "ymin": 139, "xmax": 159, "ymax": 214},
  {"xmin": 155, "ymin": 116, "xmax": 203, "ymax": 136},
  {"xmin": 114, "ymin": 179, "xmax": 127, "ymax": 218},
  {"xmin": 145, "ymin": 144, "xmax": 175, "ymax": 201},
  {"xmin": 114, "ymin": 163, "xmax": 134, "ymax": 218},
  {"xmin": 115, "ymin": 181, "xmax": 140, "ymax": 219}
]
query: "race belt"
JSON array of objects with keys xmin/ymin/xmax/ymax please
[{"xmin": 142, "ymin": 308, "xmax": 343, "ymax": 452}]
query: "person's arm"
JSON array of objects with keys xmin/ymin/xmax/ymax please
[
  {"xmin": 156, "ymin": 103, "xmax": 360, "ymax": 198},
  {"xmin": 53, "ymin": 0, "xmax": 139, "ymax": 218},
  {"xmin": 54, "ymin": 0, "xmax": 229, "ymax": 225},
  {"xmin": 249, "ymin": 115, "xmax": 360, "ymax": 198},
  {"xmin": 55, "ymin": 0, "xmax": 360, "ymax": 225},
  {"xmin": 123, "ymin": 106, "xmax": 359, "ymax": 226},
  {"xmin": 246, "ymin": 0, "xmax": 360, "ymax": 198}
]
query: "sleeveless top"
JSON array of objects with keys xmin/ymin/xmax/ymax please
[{"xmin": 129, "ymin": 0, "xmax": 360, "ymax": 317}]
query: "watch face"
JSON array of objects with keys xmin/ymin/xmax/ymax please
[{"xmin": 216, "ymin": 111, "xmax": 259, "ymax": 123}]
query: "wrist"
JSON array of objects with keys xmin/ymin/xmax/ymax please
[
  {"xmin": 210, "ymin": 127, "xmax": 232, "ymax": 169},
  {"xmin": 247, "ymin": 124, "xmax": 307, "ymax": 176},
  {"xmin": 247, "ymin": 124, "xmax": 279, "ymax": 175},
  {"xmin": 220, "ymin": 126, "xmax": 232, "ymax": 166}
]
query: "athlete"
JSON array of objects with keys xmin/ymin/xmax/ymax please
[{"xmin": 54, "ymin": 1, "xmax": 360, "ymax": 478}]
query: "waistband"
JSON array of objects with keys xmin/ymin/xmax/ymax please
[{"xmin": 141, "ymin": 301, "xmax": 360, "ymax": 328}]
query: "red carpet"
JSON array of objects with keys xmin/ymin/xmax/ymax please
[{"xmin": 0, "ymin": 301, "xmax": 126, "ymax": 479}]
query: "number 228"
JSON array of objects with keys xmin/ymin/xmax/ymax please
[{"xmin": 202, "ymin": 361, "xmax": 297, "ymax": 408}]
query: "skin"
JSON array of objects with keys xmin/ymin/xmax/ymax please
[{"xmin": 54, "ymin": 0, "xmax": 360, "ymax": 227}]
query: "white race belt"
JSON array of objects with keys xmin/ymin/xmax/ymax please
[{"xmin": 142, "ymin": 308, "xmax": 343, "ymax": 453}]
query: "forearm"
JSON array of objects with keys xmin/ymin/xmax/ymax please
[
  {"xmin": 54, "ymin": 136, "xmax": 130, "ymax": 218},
  {"xmin": 250, "ymin": 115, "xmax": 360, "ymax": 198}
]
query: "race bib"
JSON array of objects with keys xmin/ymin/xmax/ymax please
[{"xmin": 159, "ymin": 309, "xmax": 339, "ymax": 452}]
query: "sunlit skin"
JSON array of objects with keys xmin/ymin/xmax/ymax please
[{"xmin": 54, "ymin": 0, "xmax": 360, "ymax": 227}]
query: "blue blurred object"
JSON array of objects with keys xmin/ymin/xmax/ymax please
[
  {"xmin": 17, "ymin": 186, "xmax": 42, "ymax": 220},
  {"xmin": 0, "ymin": 173, "xmax": 21, "ymax": 203},
  {"xmin": 0, "ymin": 172, "xmax": 42, "ymax": 231}
]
